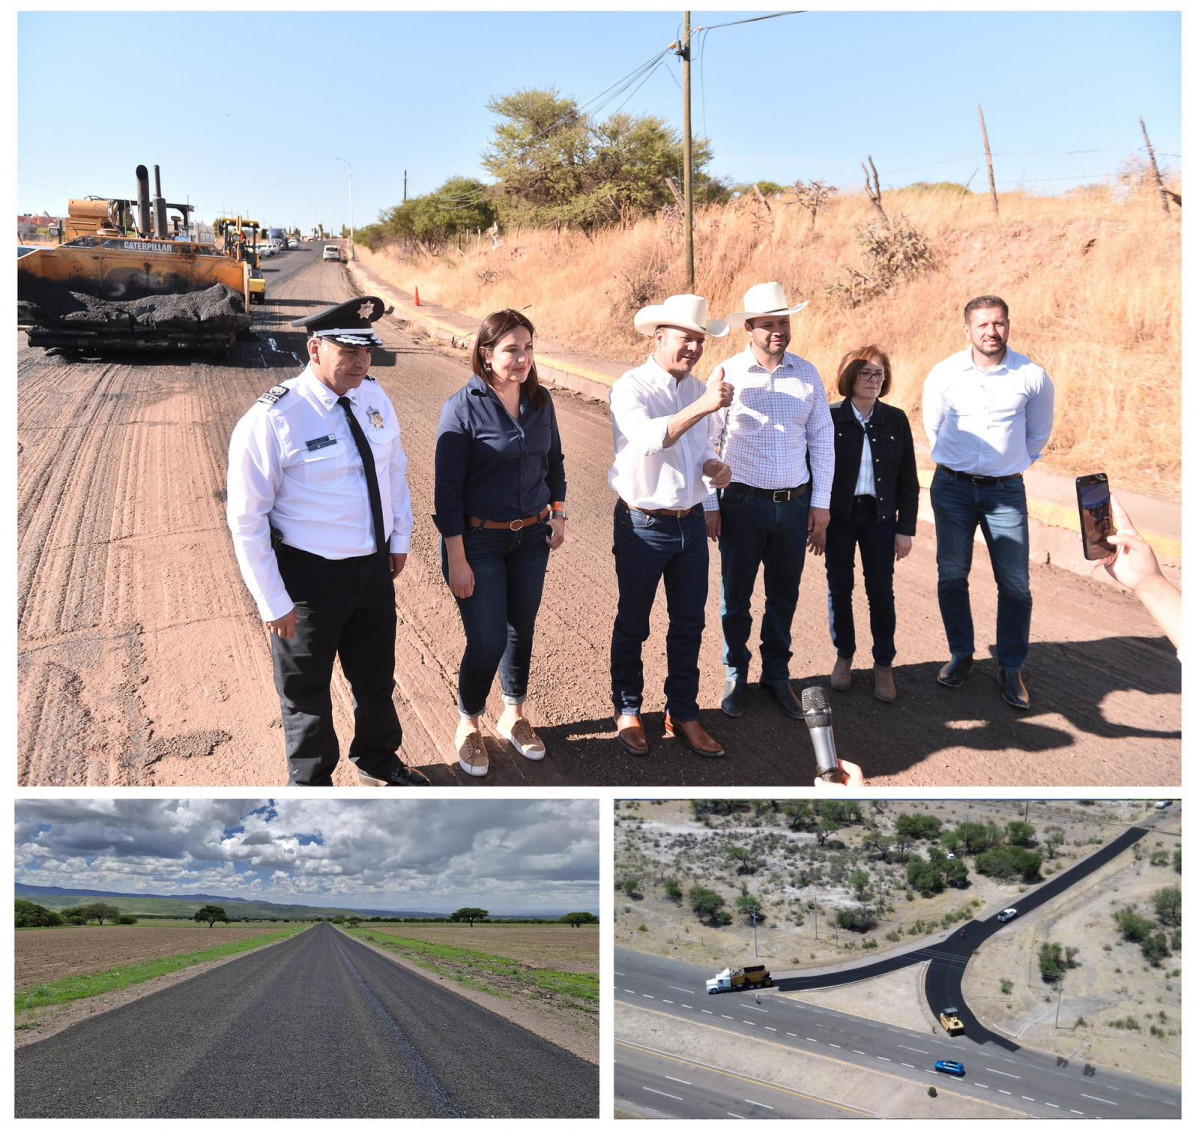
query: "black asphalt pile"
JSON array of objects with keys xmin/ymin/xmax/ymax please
[{"xmin": 18, "ymin": 280, "xmax": 247, "ymax": 330}]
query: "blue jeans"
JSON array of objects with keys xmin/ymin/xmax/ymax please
[
  {"xmin": 824, "ymin": 497, "xmax": 897, "ymax": 665},
  {"xmin": 930, "ymin": 467, "xmax": 1031, "ymax": 671},
  {"xmin": 441, "ymin": 523, "xmax": 551, "ymax": 717},
  {"xmin": 610, "ymin": 502, "xmax": 708, "ymax": 721},
  {"xmin": 718, "ymin": 483, "xmax": 810, "ymax": 684}
]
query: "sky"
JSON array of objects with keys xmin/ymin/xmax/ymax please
[
  {"xmin": 14, "ymin": 798, "xmax": 599, "ymax": 915},
  {"xmin": 15, "ymin": 4, "xmax": 1180, "ymax": 232}
]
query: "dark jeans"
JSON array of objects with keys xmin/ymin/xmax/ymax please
[
  {"xmin": 717, "ymin": 482, "xmax": 810, "ymax": 684},
  {"xmin": 441, "ymin": 523, "xmax": 551, "ymax": 718},
  {"xmin": 271, "ymin": 544, "xmax": 401, "ymax": 786},
  {"xmin": 930, "ymin": 467, "xmax": 1032, "ymax": 670},
  {"xmin": 824, "ymin": 496, "xmax": 897, "ymax": 665},
  {"xmin": 610, "ymin": 502, "xmax": 708, "ymax": 721}
]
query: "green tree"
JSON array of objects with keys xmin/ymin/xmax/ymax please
[
  {"xmin": 906, "ymin": 853, "xmax": 946, "ymax": 897},
  {"xmin": 116, "ymin": 914, "xmax": 138, "ymax": 925},
  {"xmin": 975, "ymin": 846, "xmax": 1042, "ymax": 882},
  {"xmin": 1114, "ymin": 906, "xmax": 1155, "ymax": 943},
  {"xmin": 15, "ymin": 899, "xmax": 62, "ymax": 927},
  {"xmin": 194, "ymin": 905, "xmax": 230, "ymax": 928},
  {"xmin": 1007, "ymin": 820, "xmax": 1037, "ymax": 847},
  {"xmin": 59, "ymin": 906, "xmax": 87, "ymax": 926},
  {"xmin": 449, "ymin": 907, "xmax": 489, "ymax": 928},
  {"xmin": 688, "ymin": 886, "xmax": 731, "ymax": 926},
  {"xmin": 82, "ymin": 902, "xmax": 120, "ymax": 926},
  {"xmin": 734, "ymin": 894, "xmax": 763, "ymax": 924},
  {"xmin": 1038, "ymin": 942, "xmax": 1065, "ymax": 983},
  {"xmin": 559, "ymin": 912, "xmax": 598, "ymax": 927},
  {"xmin": 849, "ymin": 869, "xmax": 871, "ymax": 901},
  {"xmin": 663, "ymin": 878, "xmax": 683, "ymax": 904},
  {"xmin": 1152, "ymin": 885, "xmax": 1181, "ymax": 927},
  {"xmin": 835, "ymin": 907, "xmax": 878, "ymax": 933},
  {"xmin": 896, "ymin": 813, "xmax": 942, "ymax": 842}
]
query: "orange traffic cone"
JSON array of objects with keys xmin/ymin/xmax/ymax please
[{"xmin": 414, "ymin": 286, "xmax": 421, "ymax": 306}]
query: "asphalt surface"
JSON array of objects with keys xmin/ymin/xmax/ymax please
[
  {"xmin": 614, "ymin": 819, "xmax": 1179, "ymax": 1119},
  {"xmin": 16, "ymin": 922, "xmax": 597, "ymax": 1118}
]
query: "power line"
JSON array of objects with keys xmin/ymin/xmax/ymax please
[{"xmin": 693, "ymin": 10, "xmax": 804, "ymax": 33}]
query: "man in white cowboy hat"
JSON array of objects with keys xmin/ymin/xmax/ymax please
[
  {"xmin": 705, "ymin": 281, "xmax": 835, "ymax": 720},
  {"xmin": 608, "ymin": 293, "xmax": 734, "ymax": 758}
]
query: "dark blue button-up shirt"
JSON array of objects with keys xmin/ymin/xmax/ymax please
[{"xmin": 434, "ymin": 374, "xmax": 567, "ymax": 538}]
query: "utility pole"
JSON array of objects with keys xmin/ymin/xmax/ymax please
[
  {"xmin": 978, "ymin": 104, "xmax": 999, "ymax": 218},
  {"xmin": 1140, "ymin": 117, "xmax": 1171, "ymax": 216},
  {"xmin": 750, "ymin": 907, "xmax": 760, "ymax": 957},
  {"xmin": 1054, "ymin": 970, "xmax": 1065, "ymax": 1028},
  {"xmin": 403, "ymin": 169, "xmax": 408, "ymax": 204},
  {"xmin": 336, "ymin": 157, "xmax": 355, "ymax": 260},
  {"xmin": 679, "ymin": 12, "xmax": 694, "ymax": 290}
]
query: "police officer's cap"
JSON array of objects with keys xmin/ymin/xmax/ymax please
[{"xmin": 292, "ymin": 296, "xmax": 385, "ymax": 347}]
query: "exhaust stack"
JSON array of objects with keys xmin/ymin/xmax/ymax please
[
  {"xmin": 135, "ymin": 165, "xmax": 152, "ymax": 236},
  {"xmin": 153, "ymin": 164, "xmax": 168, "ymax": 238}
]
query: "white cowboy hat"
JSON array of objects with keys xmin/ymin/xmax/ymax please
[
  {"xmin": 633, "ymin": 293, "xmax": 729, "ymax": 338},
  {"xmin": 724, "ymin": 281, "xmax": 809, "ymax": 324}
]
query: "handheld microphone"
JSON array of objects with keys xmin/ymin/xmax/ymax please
[{"xmin": 801, "ymin": 686, "xmax": 847, "ymax": 784}]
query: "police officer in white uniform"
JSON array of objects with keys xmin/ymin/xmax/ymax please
[{"xmin": 227, "ymin": 296, "xmax": 431, "ymax": 786}]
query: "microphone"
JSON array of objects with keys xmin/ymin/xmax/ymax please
[{"xmin": 801, "ymin": 686, "xmax": 847, "ymax": 784}]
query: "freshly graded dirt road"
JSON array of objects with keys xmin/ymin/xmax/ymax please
[
  {"xmin": 15, "ymin": 922, "xmax": 597, "ymax": 1118},
  {"xmin": 16, "ymin": 249, "xmax": 1180, "ymax": 786}
]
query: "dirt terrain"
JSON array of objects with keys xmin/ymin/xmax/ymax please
[
  {"xmin": 15, "ymin": 922, "xmax": 298, "ymax": 988},
  {"xmin": 352, "ymin": 922, "xmax": 597, "ymax": 973},
  {"xmin": 17, "ymin": 251, "xmax": 1180, "ymax": 786}
]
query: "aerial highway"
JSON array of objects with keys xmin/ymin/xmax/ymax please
[
  {"xmin": 16, "ymin": 922, "xmax": 597, "ymax": 1118},
  {"xmin": 615, "ymin": 815, "xmax": 1180, "ymax": 1119}
]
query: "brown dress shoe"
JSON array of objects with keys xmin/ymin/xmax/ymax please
[
  {"xmin": 663, "ymin": 714, "xmax": 725, "ymax": 757},
  {"xmin": 873, "ymin": 664, "xmax": 897, "ymax": 703},
  {"xmin": 614, "ymin": 713, "xmax": 648, "ymax": 755},
  {"xmin": 830, "ymin": 656, "xmax": 853, "ymax": 691}
]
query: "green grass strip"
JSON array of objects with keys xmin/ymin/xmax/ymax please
[
  {"xmin": 15, "ymin": 926, "xmax": 307, "ymax": 1015},
  {"xmin": 347, "ymin": 929, "xmax": 598, "ymax": 1005}
]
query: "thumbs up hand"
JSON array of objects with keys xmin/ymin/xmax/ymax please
[{"xmin": 703, "ymin": 366, "xmax": 733, "ymax": 413}]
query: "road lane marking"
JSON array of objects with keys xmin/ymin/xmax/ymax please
[
  {"xmin": 829, "ymin": 1043, "xmax": 842, "ymax": 1049},
  {"xmin": 750, "ymin": 1007, "xmax": 769, "ymax": 1013},
  {"xmin": 974, "ymin": 1083, "xmax": 989, "ymax": 1089},
  {"xmin": 999, "ymin": 1089, "xmax": 1012, "ymax": 1095},
  {"xmin": 664, "ymin": 1076, "xmax": 691, "ymax": 1086},
  {"xmin": 987, "ymin": 1068, "xmax": 1021, "ymax": 1079},
  {"xmin": 669, "ymin": 986, "xmax": 693, "ymax": 994},
  {"xmin": 745, "ymin": 1099, "xmax": 773, "ymax": 1110},
  {"xmin": 643, "ymin": 1088, "xmax": 684, "ymax": 1101},
  {"xmin": 853, "ymin": 1050, "xmax": 866, "ymax": 1055},
  {"xmin": 1071, "ymin": 1110, "xmax": 1084, "ymax": 1115},
  {"xmin": 806, "ymin": 1038, "xmax": 819, "ymax": 1043},
  {"xmin": 721, "ymin": 1015, "xmax": 733, "ymax": 1020},
  {"xmin": 1046, "ymin": 1102, "xmax": 1060, "ymax": 1108},
  {"xmin": 614, "ymin": 971, "xmax": 625, "ymax": 977},
  {"xmin": 642, "ymin": 994, "xmax": 655, "ymax": 999},
  {"xmin": 901, "ymin": 1063, "xmax": 914, "ymax": 1069},
  {"xmin": 727, "ymin": 1113, "xmax": 746, "ymax": 1119},
  {"xmin": 1022, "ymin": 1097, "xmax": 1036, "ymax": 1102},
  {"xmin": 786, "ymin": 1032, "xmax": 797, "ymax": 1037},
  {"xmin": 661, "ymin": 999, "xmax": 674, "ymax": 1004},
  {"xmin": 898, "ymin": 1045, "xmax": 929, "ymax": 1054},
  {"xmin": 765, "ymin": 1027, "xmax": 777, "ymax": 1032},
  {"xmin": 681, "ymin": 1004, "xmax": 693, "ymax": 1010},
  {"xmin": 742, "ymin": 1020, "xmax": 756, "ymax": 1026},
  {"xmin": 1080, "ymin": 1094, "xmax": 1117, "ymax": 1107},
  {"xmin": 702, "ymin": 1010, "xmax": 714, "ymax": 1015},
  {"xmin": 623, "ymin": 989, "xmax": 636, "ymax": 993},
  {"xmin": 877, "ymin": 1057, "xmax": 891, "ymax": 1062}
]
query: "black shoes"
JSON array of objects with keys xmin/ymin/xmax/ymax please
[
  {"xmin": 721, "ymin": 678, "xmax": 747, "ymax": 717},
  {"xmin": 759, "ymin": 679, "xmax": 804, "ymax": 720},
  {"xmin": 937, "ymin": 654, "xmax": 974, "ymax": 688},
  {"xmin": 358, "ymin": 762, "xmax": 432, "ymax": 786},
  {"xmin": 998, "ymin": 668, "xmax": 1031, "ymax": 709}
]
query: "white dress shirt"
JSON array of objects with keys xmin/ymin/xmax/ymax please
[
  {"xmin": 851, "ymin": 401, "xmax": 877, "ymax": 496},
  {"xmin": 704, "ymin": 346, "xmax": 835, "ymax": 510},
  {"xmin": 227, "ymin": 364, "xmax": 414, "ymax": 620},
  {"xmin": 609, "ymin": 355, "xmax": 719, "ymax": 510},
  {"xmin": 923, "ymin": 347, "xmax": 1055, "ymax": 477}
]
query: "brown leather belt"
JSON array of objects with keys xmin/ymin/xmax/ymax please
[
  {"xmin": 468, "ymin": 508, "xmax": 550, "ymax": 531},
  {"xmin": 620, "ymin": 500, "xmax": 702, "ymax": 519}
]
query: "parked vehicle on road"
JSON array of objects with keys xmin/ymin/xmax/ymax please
[
  {"xmin": 706, "ymin": 964, "xmax": 773, "ymax": 994},
  {"xmin": 938, "ymin": 1008, "xmax": 965, "ymax": 1035},
  {"xmin": 997, "ymin": 908, "xmax": 1019, "ymax": 922},
  {"xmin": 935, "ymin": 1060, "xmax": 966, "ymax": 1077},
  {"xmin": 1155, "ymin": 800, "xmax": 1171, "ymax": 810}
]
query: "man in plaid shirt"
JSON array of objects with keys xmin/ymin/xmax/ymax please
[{"xmin": 705, "ymin": 283, "xmax": 834, "ymax": 719}]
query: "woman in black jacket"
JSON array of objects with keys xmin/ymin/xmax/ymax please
[{"xmin": 814, "ymin": 346, "xmax": 918, "ymax": 702}]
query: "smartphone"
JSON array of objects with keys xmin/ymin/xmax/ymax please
[{"xmin": 1076, "ymin": 473, "xmax": 1114, "ymax": 560}]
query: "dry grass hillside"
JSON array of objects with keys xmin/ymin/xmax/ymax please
[{"xmin": 358, "ymin": 183, "xmax": 1180, "ymax": 495}]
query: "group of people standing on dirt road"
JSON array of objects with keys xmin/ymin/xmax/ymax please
[{"xmin": 224, "ymin": 281, "xmax": 1172, "ymax": 787}]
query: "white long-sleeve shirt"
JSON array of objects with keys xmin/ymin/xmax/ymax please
[
  {"xmin": 704, "ymin": 346, "xmax": 834, "ymax": 510},
  {"xmin": 608, "ymin": 355, "xmax": 719, "ymax": 510},
  {"xmin": 226, "ymin": 364, "xmax": 414, "ymax": 620},
  {"xmin": 923, "ymin": 347, "xmax": 1055, "ymax": 477}
]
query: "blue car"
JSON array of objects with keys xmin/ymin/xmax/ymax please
[{"xmin": 935, "ymin": 1060, "xmax": 966, "ymax": 1077}]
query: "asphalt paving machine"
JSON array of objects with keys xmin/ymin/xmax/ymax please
[{"xmin": 17, "ymin": 163, "xmax": 253, "ymax": 355}]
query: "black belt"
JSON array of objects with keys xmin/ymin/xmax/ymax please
[
  {"xmin": 619, "ymin": 500, "xmax": 702, "ymax": 519},
  {"xmin": 938, "ymin": 465, "xmax": 1022, "ymax": 486},
  {"xmin": 728, "ymin": 481, "xmax": 811, "ymax": 502}
]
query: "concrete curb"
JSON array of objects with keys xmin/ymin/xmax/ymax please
[{"xmin": 348, "ymin": 257, "xmax": 1180, "ymax": 586}]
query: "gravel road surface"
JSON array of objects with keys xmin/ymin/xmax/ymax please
[
  {"xmin": 15, "ymin": 922, "xmax": 597, "ymax": 1118},
  {"xmin": 16, "ymin": 246, "xmax": 1180, "ymax": 786}
]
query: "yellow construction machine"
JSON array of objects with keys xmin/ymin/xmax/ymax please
[
  {"xmin": 17, "ymin": 163, "xmax": 253, "ymax": 355},
  {"xmin": 215, "ymin": 216, "xmax": 268, "ymax": 305}
]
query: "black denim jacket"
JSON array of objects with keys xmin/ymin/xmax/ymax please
[{"xmin": 828, "ymin": 399, "xmax": 919, "ymax": 536}]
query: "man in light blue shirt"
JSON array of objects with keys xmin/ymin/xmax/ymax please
[{"xmin": 923, "ymin": 295, "xmax": 1055, "ymax": 709}]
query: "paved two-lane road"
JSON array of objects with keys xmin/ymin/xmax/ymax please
[{"xmin": 17, "ymin": 922, "xmax": 596, "ymax": 1118}]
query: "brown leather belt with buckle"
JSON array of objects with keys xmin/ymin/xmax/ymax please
[
  {"xmin": 620, "ymin": 500, "xmax": 702, "ymax": 519},
  {"xmin": 468, "ymin": 507, "xmax": 550, "ymax": 531},
  {"xmin": 730, "ymin": 481, "xmax": 811, "ymax": 502},
  {"xmin": 937, "ymin": 465, "xmax": 1022, "ymax": 486}
]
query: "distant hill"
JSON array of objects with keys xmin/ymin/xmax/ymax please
[{"xmin": 14, "ymin": 882, "xmax": 586, "ymax": 921}]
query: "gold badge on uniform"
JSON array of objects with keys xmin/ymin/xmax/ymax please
[{"xmin": 367, "ymin": 407, "xmax": 385, "ymax": 430}]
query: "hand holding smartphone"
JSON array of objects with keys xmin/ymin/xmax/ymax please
[{"xmin": 1076, "ymin": 473, "xmax": 1114, "ymax": 561}]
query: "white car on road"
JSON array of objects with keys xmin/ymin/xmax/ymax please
[
  {"xmin": 323, "ymin": 244, "xmax": 343, "ymax": 262},
  {"xmin": 997, "ymin": 908, "xmax": 1019, "ymax": 922}
]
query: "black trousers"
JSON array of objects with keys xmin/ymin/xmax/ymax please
[{"xmin": 270, "ymin": 543, "xmax": 401, "ymax": 786}]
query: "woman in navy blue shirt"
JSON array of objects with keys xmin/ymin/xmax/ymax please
[{"xmin": 434, "ymin": 309, "xmax": 566, "ymax": 776}]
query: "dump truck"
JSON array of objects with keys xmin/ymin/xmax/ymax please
[
  {"xmin": 17, "ymin": 163, "xmax": 252, "ymax": 356},
  {"xmin": 939, "ymin": 1008, "xmax": 966, "ymax": 1035},
  {"xmin": 706, "ymin": 964, "xmax": 773, "ymax": 994}
]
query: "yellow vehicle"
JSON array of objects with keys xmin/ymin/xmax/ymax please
[
  {"xmin": 706, "ymin": 964, "xmax": 773, "ymax": 994},
  {"xmin": 939, "ymin": 1008, "xmax": 965, "ymax": 1035},
  {"xmin": 215, "ymin": 216, "xmax": 268, "ymax": 305},
  {"xmin": 17, "ymin": 163, "xmax": 252, "ymax": 355}
]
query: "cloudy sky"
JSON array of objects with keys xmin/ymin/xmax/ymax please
[{"xmin": 15, "ymin": 799, "xmax": 598, "ymax": 915}]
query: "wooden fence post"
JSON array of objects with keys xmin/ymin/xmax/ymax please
[
  {"xmin": 978, "ymin": 104, "xmax": 999, "ymax": 217},
  {"xmin": 1140, "ymin": 117, "xmax": 1171, "ymax": 216}
]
